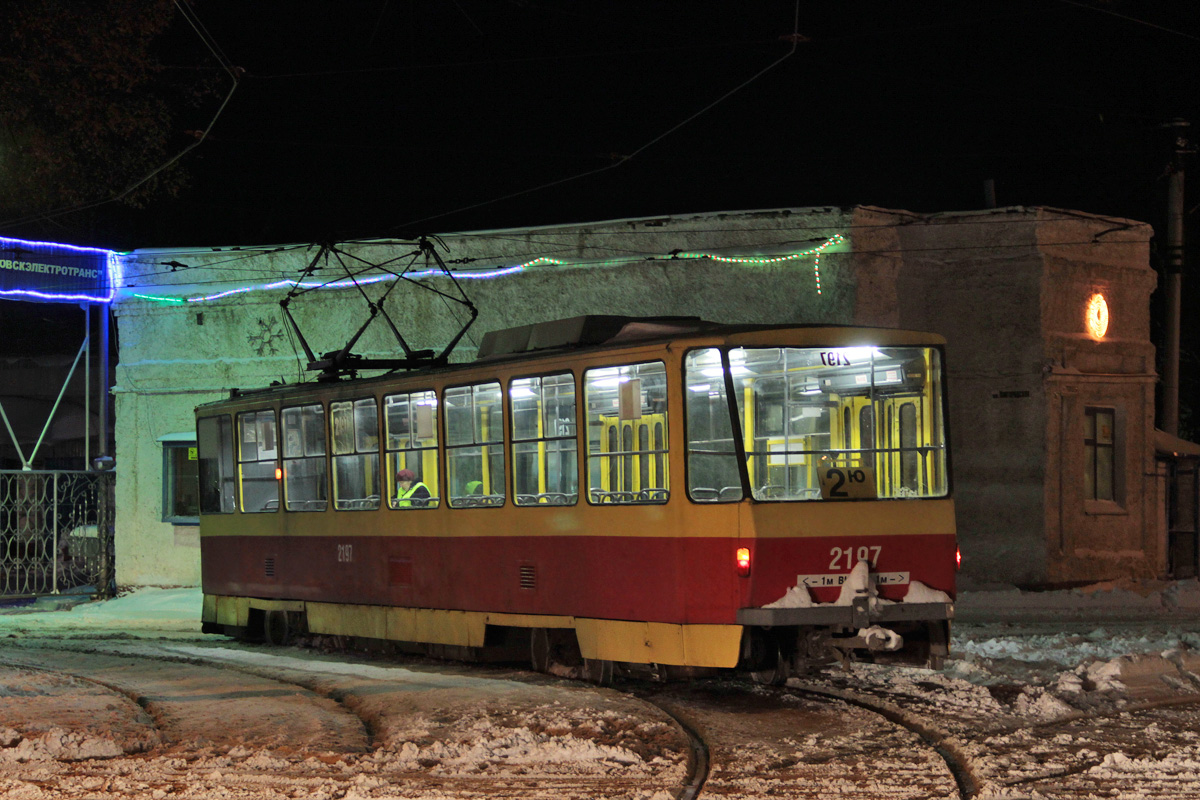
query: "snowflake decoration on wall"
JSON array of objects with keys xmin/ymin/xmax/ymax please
[{"xmin": 247, "ymin": 318, "xmax": 285, "ymax": 356}]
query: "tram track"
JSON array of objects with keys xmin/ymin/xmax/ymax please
[
  {"xmin": 785, "ymin": 680, "xmax": 980, "ymax": 799},
  {"xmin": 632, "ymin": 693, "xmax": 711, "ymax": 800}
]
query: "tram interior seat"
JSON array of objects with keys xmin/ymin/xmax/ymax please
[
  {"xmin": 389, "ymin": 496, "xmax": 440, "ymax": 509},
  {"xmin": 588, "ymin": 489, "xmax": 669, "ymax": 504},
  {"xmin": 336, "ymin": 496, "xmax": 381, "ymax": 510},
  {"xmin": 718, "ymin": 486, "xmax": 743, "ymax": 501},
  {"xmin": 515, "ymin": 493, "xmax": 577, "ymax": 506},
  {"xmin": 286, "ymin": 499, "xmax": 328, "ymax": 511},
  {"xmin": 453, "ymin": 495, "xmax": 504, "ymax": 508},
  {"xmin": 691, "ymin": 487, "xmax": 742, "ymax": 502}
]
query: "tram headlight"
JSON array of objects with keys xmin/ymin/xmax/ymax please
[{"xmin": 736, "ymin": 547, "xmax": 751, "ymax": 577}]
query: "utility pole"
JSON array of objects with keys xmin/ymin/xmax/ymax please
[{"xmin": 1162, "ymin": 118, "xmax": 1191, "ymax": 436}]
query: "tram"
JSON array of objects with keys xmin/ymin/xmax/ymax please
[{"xmin": 197, "ymin": 316, "xmax": 956, "ymax": 680}]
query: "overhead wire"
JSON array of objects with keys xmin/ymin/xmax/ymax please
[{"xmin": 394, "ymin": 0, "xmax": 804, "ymax": 231}]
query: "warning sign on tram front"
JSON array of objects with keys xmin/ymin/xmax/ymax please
[{"xmin": 796, "ymin": 571, "xmax": 910, "ymax": 588}]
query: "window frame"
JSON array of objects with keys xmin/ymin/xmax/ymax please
[
  {"xmin": 444, "ymin": 380, "xmax": 507, "ymax": 508},
  {"xmin": 330, "ymin": 396, "xmax": 382, "ymax": 512},
  {"xmin": 584, "ymin": 359, "xmax": 670, "ymax": 505},
  {"xmin": 384, "ymin": 389, "xmax": 441, "ymax": 510},
  {"xmin": 197, "ymin": 415, "xmax": 236, "ymax": 515},
  {"xmin": 509, "ymin": 371, "xmax": 580, "ymax": 507},
  {"xmin": 162, "ymin": 438, "xmax": 200, "ymax": 524},
  {"xmin": 1084, "ymin": 405, "xmax": 1122, "ymax": 509},
  {"xmin": 281, "ymin": 402, "xmax": 329, "ymax": 512},
  {"xmin": 236, "ymin": 409, "xmax": 281, "ymax": 514}
]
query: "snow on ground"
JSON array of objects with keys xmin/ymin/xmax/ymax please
[{"xmin": 4, "ymin": 581, "xmax": 1200, "ymax": 797}]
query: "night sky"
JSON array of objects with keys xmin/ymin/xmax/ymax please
[
  {"xmin": 3, "ymin": 1, "xmax": 1200, "ymax": 375},
  {"xmin": 18, "ymin": 0, "xmax": 1192, "ymax": 251}
]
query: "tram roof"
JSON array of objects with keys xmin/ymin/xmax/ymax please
[{"xmin": 197, "ymin": 316, "xmax": 945, "ymax": 410}]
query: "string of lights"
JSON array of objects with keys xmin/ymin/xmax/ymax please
[{"xmin": 127, "ymin": 235, "xmax": 848, "ymax": 304}]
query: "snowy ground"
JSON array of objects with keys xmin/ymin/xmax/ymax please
[{"xmin": 1, "ymin": 582, "xmax": 1200, "ymax": 798}]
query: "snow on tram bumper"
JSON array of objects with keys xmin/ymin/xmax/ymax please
[{"xmin": 736, "ymin": 560, "xmax": 953, "ymax": 654}]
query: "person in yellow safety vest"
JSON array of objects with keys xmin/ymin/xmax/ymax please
[{"xmin": 396, "ymin": 469, "xmax": 431, "ymax": 507}]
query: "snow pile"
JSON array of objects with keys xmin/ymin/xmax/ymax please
[
  {"xmin": 763, "ymin": 585, "xmax": 813, "ymax": 608},
  {"xmin": 381, "ymin": 707, "xmax": 682, "ymax": 777},
  {"xmin": 1088, "ymin": 748, "xmax": 1200, "ymax": 778},
  {"xmin": 764, "ymin": 563, "xmax": 951, "ymax": 609},
  {"xmin": 0, "ymin": 728, "xmax": 126, "ymax": 762}
]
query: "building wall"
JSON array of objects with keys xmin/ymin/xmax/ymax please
[
  {"xmin": 1038, "ymin": 219, "xmax": 1158, "ymax": 582},
  {"xmin": 891, "ymin": 211, "xmax": 1051, "ymax": 584},
  {"xmin": 110, "ymin": 205, "xmax": 1159, "ymax": 589}
]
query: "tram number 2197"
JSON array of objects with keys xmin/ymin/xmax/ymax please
[
  {"xmin": 829, "ymin": 545, "xmax": 882, "ymax": 570},
  {"xmin": 336, "ymin": 544, "xmax": 354, "ymax": 563},
  {"xmin": 819, "ymin": 466, "xmax": 877, "ymax": 499}
]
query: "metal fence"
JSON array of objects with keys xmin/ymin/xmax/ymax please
[{"xmin": 0, "ymin": 470, "xmax": 114, "ymax": 599}]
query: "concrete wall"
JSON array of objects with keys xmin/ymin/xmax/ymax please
[
  {"xmin": 891, "ymin": 211, "xmax": 1051, "ymax": 585},
  {"xmin": 110, "ymin": 205, "xmax": 1159, "ymax": 588}
]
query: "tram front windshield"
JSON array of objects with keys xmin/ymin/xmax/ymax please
[{"xmin": 684, "ymin": 346, "xmax": 948, "ymax": 502}]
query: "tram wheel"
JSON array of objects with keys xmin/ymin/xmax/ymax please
[
  {"xmin": 530, "ymin": 628, "xmax": 551, "ymax": 673},
  {"xmin": 530, "ymin": 628, "xmax": 583, "ymax": 676},
  {"xmin": 264, "ymin": 610, "xmax": 292, "ymax": 646},
  {"xmin": 583, "ymin": 658, "xmax": 614, "ymax": 686},
  {"xmin": 749, "ymin": 642, "xmax": 790, "ymax": 686}
]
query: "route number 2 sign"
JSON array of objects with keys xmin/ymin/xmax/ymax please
[{"xmin": 819, "ymin": 466, "xmax": 877, "ymax": 499}]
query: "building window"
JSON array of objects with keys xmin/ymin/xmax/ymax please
[
  {"xmin": 1084, "ymin": 407, "xmax": 1115, "ymax": 502},
  {"xmin": 163, "ymin": 440, "xmax": 200, "ymax": 524}
]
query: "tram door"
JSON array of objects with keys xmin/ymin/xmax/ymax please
[
  {"xmin": 837, "ymin": 394, "xmax": 934, "ymax": 498},
  {"xmin": 874, "ymin": 394, "xmax": 927, "ymax": 497},
  {"xmin": 597, "ymin": 414, "xmax": 668, "ymax": 497}
]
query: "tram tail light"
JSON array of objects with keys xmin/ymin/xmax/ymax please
[
  {"xmin": 955, "ymin": 547, "xmax": 962, "ymax": 570},
  {"xmin": 736, "ymin": 547, "xmax": 751, "ymax": 577}
]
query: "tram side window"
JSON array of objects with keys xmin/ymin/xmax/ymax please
[
  {"xmin": 198, "ymin": 416, "xmax": 236, "ymax": 514},
  {"xmin": 385, "ymin": 390, "xmax": 440, "ymax": 509},
  {"xmin": 511, "ymin": 373, "xmax": 578, "ymax": 506},
  {"xmin": 684, "ymin": 349, "xmax": 743, "ymax": 502},
  {"xmin": 282, "ymin": 404, "xmax": 328, "ymax": 511},
  {"xmin": 584, "ymin": 361, "xmax": 669, "ymax": 504},
  {"xmin": 237, "ymin": 410, "xmax": 279, "ymax": 513},
  {"xmin": 331, "ymin": 398, "xmax": 380, "ymax": 511},
  {"xmin": 445, "ymin": 382, "xmax": 505, "ymax": 507}
]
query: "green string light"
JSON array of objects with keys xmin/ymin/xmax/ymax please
[{"xmin": 678, "ymin": 234, "xmax": 844, "ymax": 295}]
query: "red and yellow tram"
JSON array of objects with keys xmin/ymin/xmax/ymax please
[{"xmin": 197, "ymin": 317, "xmax": 956, "ymax": 679}]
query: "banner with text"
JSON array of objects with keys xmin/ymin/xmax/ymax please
[{"xmin": 0, "ymin": 238, "xmax": 113, "ymax": 303}]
